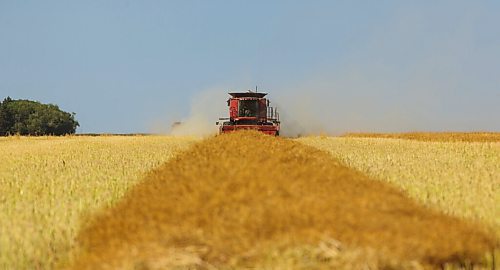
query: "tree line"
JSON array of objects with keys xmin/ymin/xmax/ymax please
[{"xmin": 0, "ymin": 97, "xmax": 79, "ymax": 136}]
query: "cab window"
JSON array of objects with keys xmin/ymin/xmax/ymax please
[{"xmin": 238, "ymin": 100, "xmax": 258, "ymax": 117}]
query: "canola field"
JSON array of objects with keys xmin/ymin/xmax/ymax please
[{"xmin": 0, "ymin": 132, "xmax": 498, "ymax": 269}]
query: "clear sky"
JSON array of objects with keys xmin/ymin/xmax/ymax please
[{"xmin": 1, "ymin": 1, "xmax": 499, "ymax": 134}]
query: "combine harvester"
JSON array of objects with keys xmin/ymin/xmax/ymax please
[{"xmin": 217, "ymin": 90, "xmax": 280, "ymax": 136}]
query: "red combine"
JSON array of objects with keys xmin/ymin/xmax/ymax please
[{"xmin": 217, "ymin": 90, "xmax": 280, "ymax": 136}]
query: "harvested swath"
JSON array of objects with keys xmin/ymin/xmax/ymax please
[
  {"xmin": 70, "ymin": 131, "xmax": 496, "ymax": 269},
  {"xmin": 343, "ymin": 132, "xmax": 500, "ymax": 142}
]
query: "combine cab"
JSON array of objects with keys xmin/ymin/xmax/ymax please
[{"xmin": 217, "ymin": 90, "xmax": 280, "ymax": 136}]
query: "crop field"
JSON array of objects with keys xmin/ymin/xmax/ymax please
[
  {"xmin": 0, "ymin": 136, "xmax": 197, "ymax": 270},
  {"xmin": 298, "ymin": 135, "xmax": 500, "ymax": 236},
  {"xmin": 343, "ymin": 132, "xmax": 500, "ymax": 142},
  {"xmin": 0, "ymin": 132, "xmax": 498, "ymax": 269}
]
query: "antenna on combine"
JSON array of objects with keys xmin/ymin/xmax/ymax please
[{"xmin": 255, "ymin": 85, "xmax": 258, "ymax": 92}]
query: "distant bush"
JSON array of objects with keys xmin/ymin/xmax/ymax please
[{"xmin": 0, "ymin": 97, "xmax": 79, "ymax": 136}]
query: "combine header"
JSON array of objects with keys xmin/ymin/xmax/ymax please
[{"xmin": 217, "ymin": 90, "xmax": 280, "ymax": 136}]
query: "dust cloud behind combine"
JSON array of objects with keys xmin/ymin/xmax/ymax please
[{"xmin": 169, "ymin": 88, "xmax": 227, "ymax": 137}]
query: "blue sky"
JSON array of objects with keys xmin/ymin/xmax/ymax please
[{"xmin": 1, "ymin": 1, "xmax": 499, "ymax": 134}]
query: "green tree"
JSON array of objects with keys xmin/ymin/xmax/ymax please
[
  {"xmin": 0, "ymin": 97, "xmax": 14, "ymax": 134},
  {"xmin": 0, "ymin": 98, "xmax": 79, "ymax": 136}
]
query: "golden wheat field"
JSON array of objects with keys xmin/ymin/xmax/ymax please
[
  {"xmin": 343, "ymin": 132, "xmax": 500, "ymax": 142},
  {"xmin": 298, "ymin": 134, "xmax": 500, "ymax": 236},
  {"xmin": 0, "ymin": 135, "xmax": 197, "ymax": 270},
  {"xmin": 66, "ymin": 131, "xmax": 497, "ymax": 270},
  {"xmin": 0, "ymin": 132, "xmax": 498, "ymax": 270}
]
